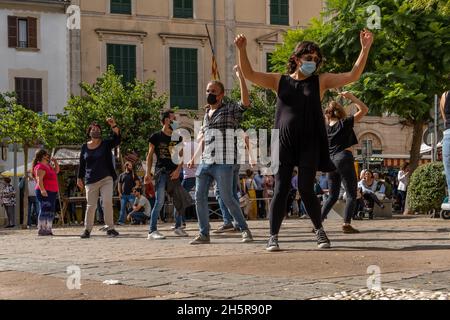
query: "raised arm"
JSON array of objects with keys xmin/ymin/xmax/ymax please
[
  {"xmin": 235, "ymin": 34, "xmax": 281, "ymax": 92},
  {"xmin": 106, "ymin": 117, "xmax": 121, "ymax": 149},
  {"xmin": 340, "ymin": 91, "xmax": 369, "ymax": 122},
  {"xmin": 51, "ymin": 157, "xmax": 60, "ymax": 174},
  {"xmin": 320, "ymin": 30, "xmax": 373, "ymax": 97},
  {"xmin": 234, "ymin": 65, "xmax": 250, "ymax": 107},
  {"xmin": 440, "ymin": 92, "xmax": 448, "ymax": 123}
]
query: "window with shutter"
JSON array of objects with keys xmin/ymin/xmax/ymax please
[
  {"xmin": 170, "ymin": 48, "xmax": 198, "ymax": 109},
  {"xmin": 15, "ymin": 78, "xmax": 43, "ymax": 113},
  {"xmin": 107, "ymin": 44, "xmax": 136, "ymax": 84},
  {"xmin": 7, "ymin": 16, "xmax": 17, "ymax": 48},
  {"xmin": 111, "ymin": 0, "xmax": 132, "ymax": 14},
  {"xmin": 270, "ymin": 0, "xmax": 289, "ymax": 26},
  {"xmin": 173, "ymin": 0, "xmax": 193, "ymax": 19}
]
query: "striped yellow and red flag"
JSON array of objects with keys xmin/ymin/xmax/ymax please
[{"xmin": 212, "ymin": 55, "xmax": 220, "ymax": 80}]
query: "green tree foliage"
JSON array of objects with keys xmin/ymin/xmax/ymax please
[
  {"xmin": 0, "ymin": 92, "xmax": 58, "ymax": 226},
  {"xmin": 0, "ymin": 92, "xmax": 56, "ymax": 149},
  {"xmin": 227, "ymin": 85, "xmax": 277, "ymax": 132},
  {"xmin": 270, "ymin": 0, "xmax": 450, "ymax": 171},
  {"xmin": 407, "ymin": 162, "xmax": 446, "ymax": 213},
  {"xmin": 411, "ymin": 0, "xmax": 450, "ymax": 14},
  {"xmin": 56, "ymin": 66, "xmax": 167, "ymax": 159}
]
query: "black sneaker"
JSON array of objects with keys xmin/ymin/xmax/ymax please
[
  {"xmin": 266, "ymin": 235, "xmax": 280, "ymax": 252},
  {"xmin": 80, "ymin": 230, "xmax": 91, "ymax": 239},
  {"xmin": 212, "ymin": 224, "xmax": 235, "ymax": 234},
  {"xmin": 106, "ymin": 229, "xmax": 119, "ymax": 237},
  {"xmin": 316, "ymin": 228, "xmax": 331, "ymax": 249}
]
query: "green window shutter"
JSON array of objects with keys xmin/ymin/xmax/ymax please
[
  {"xmin": 170, "ymin": 48, "xmax": 198, "ymax": 109},
  {"xmin": 174, "ymin": 0, "xmax": 193, "ymax": 18},
  {"xmin": 107, "ymin": 44, "xmax": 136, "ymax": 84},
  {"xmin": 266, "ymin": 52, "xmax": 274, "ymax": 72},
  {"xmin": 270, "ymin": 0, "xmax": 289, "ymax": 26},
  {"xmin": 111, "ymin": 0, "xmax": 131, "ymax": 14}
]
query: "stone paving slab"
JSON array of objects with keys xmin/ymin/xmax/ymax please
[{"xmin": 1, "ymin": 216, "xmax": 450, "ymax": 299}]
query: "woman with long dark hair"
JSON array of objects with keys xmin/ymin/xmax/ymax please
[
  {"xmin": 321, "ymin": 92, "xmax": 369, "ymax": 233},
  {"xmin": 32, "ymin": 149, "xmax": 60, "ymax": 236},
  {"xmin": 77, "ymin": 117, "xmax": 121, "ymax": 238},
  {"xmin": 235, "ymin": 29, "xmax": 373, "ymax": 251}
]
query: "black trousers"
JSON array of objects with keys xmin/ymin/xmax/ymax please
[
  {"xmin": 321, "ymin": 151, "xmax": 357, "ymax": 224},
  {"xmin": 270, "ymin": 166, "xmax": 323, "ymax": 235}
]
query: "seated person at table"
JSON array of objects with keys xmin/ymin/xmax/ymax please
[{"xmin": 127, "ymin": 187, "xmax": 151, "ymax": 225}]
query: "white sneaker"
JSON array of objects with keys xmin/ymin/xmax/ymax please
[
  {"xmin": 174, "ymin": 228, "xmax": 189, "ymax": 237},
  {"xmin": 147, "ymin": 231, "xmax": 166, "ymax": 240}
]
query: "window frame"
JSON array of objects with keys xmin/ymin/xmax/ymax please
[
  {"xmin": 171, "ymin": 0, "xmax": 195, "ymax": 19},
  {"xmin": 169, "ymin": 47, "xmax": 198, "ymax": 110},
  {"xmin": 14, "ymin": 77, "xmax": 43, "ymax": 113},
  {"xmin": 106, "ymin": 43, "xmax": 137, "ymax": 85},
  {"xmin": 110, "ymin": 0, "xmax": 132, "ymax": 15}
]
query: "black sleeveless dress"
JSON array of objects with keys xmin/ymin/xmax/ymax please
[{"xmin": 275, "ymin": 74, "xmax": 335, "ymax": 172}]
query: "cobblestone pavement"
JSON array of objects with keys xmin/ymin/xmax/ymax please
[{"xmin": 0, "ymin": 216, "xmax": 449, "ymax": 300}]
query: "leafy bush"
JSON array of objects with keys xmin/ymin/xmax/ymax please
[
  {"xmin": 407, "ymin": 162, "xmax": 446, "ymax": 213},
  {"xmin": 55, "ymin": 66, "xmax": 167, "ymax": 158}
]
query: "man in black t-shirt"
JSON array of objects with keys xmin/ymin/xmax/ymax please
[
  {"xmin": 117, "ymin": 161, "xmax": 140, "ymax": 224},
  {"xmin": 144, "ymin": 110, "xmax": 188, "ymax": 240}
]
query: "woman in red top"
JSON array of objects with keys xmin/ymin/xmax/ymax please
[{"xmin": 32, "ymin": 149, "xmax": 60, "ymax": 236}]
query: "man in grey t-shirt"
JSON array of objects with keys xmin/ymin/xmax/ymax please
[{"xmin": 127, "ymin": 187, "xmax": 151, "ymax": 225}]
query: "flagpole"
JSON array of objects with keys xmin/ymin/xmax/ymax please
[{"xmin": 205, "ymin": 24, "xmax": 220, "ymax": 80}]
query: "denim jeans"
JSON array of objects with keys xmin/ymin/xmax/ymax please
[
  {"xmin": 195, "ymin": 163, "xmax": 248, "ymax": 236},
  {"xmin": 119, "ymin": 194, "xmax": 135, "ymax": 223},
  {"xmin": 148, "ymin": 172, "xmax": 184, "ymax": 232},
  {"xmin": 129, "ymin": 211, "xmax": 148, "ymax": 224},
  {"xmin": 149, "ymin": 172, "xmax": 168, "ymax": 233},
  {"xmin": 27, "ymin": 196, "xmax": 40, "ymax": 226},
  {"xmin": 216, "ymin": 164, "xmax": 240, "ymax": 226},
  {"xmin": 443, "ymin": 129, "xmax": 450, "ymax": 197}
]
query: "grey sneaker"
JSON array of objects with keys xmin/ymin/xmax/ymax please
[
  {"xmin": 147, "ymin": 231, "xmax": 166, "ymax": 240},
  {"xmin": 241, "ymin": 229, "xmax": 253, "ymax": 243},
  {"xmin": 212, "ymin": 224, "xmax": 235, "ymax": 234},
  {"xmin": 316, "ymin": 228, "xmax": 331, "ymax": 249},
  {"xmin": 189, "ymin": 234, "xmax": 210, "ymax": 245},
  {"xmin": 174, "ymin": 228, "xmax": 189, "ymax": 237},
  {"xmin": 266, "ymin": 235, "xmax": 280, "ymax": 252}
]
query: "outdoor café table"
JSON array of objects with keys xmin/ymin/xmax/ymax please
[{"xmin": 60, "ymin": 196, "xmax": 119, "ymax": 226}]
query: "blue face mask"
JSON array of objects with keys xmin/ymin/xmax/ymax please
[
  {"xmin": 170, "ymin": 120, "xmax": 179, "ymax": 131},
  {"xmin": 299, "ymin": 61, "xmax": 317, "ymax": 76}
]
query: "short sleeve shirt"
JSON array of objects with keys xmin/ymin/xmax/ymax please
[
  {"xmin": 149, "ymin": 131, "xmax": 183, "ymax": 173},
  {"xmin": 134, "ymin": 196, "xmax": 151, "ymax": 216}
]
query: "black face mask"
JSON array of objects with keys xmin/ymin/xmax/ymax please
[{"xmin": 207, "ymin": 93, "xmax": 218, "ymax": 105}]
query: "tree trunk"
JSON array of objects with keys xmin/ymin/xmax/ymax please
[
  {"xmin": 404, "ymin": 120, "xmax": 425, "ymax": 214},
  {"xmin": 22, "ymin": 145, "xmax": 29, "ymax": 228},
  {"xmin": 408, "ymin": 120, "xmax": 425, "ymax": 172}
]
